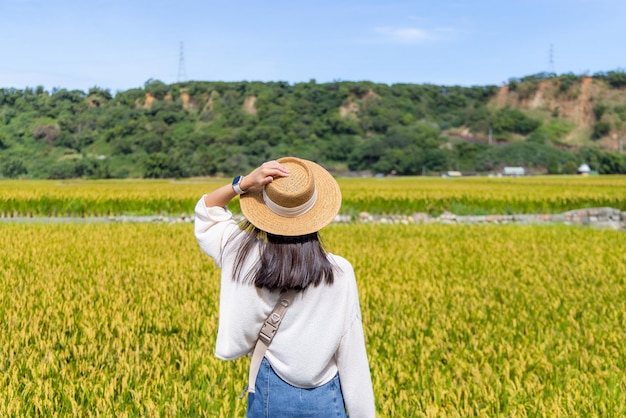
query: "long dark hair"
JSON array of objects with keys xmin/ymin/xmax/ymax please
[{"xmin": 231, "ymin": 221, "xmax": 335, "ymax": 291}]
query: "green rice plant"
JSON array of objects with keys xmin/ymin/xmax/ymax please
[
  {"xmin": 338, "ymin": 176, "xmax": 626, "ymax": 215},
  {"xmin": 1, "ymin": 175, "xmax": 625, "ymax": 217}
]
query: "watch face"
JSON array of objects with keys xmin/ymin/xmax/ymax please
[{"xmin": 232, "ymin": 175, "xmax": 241, "ymax": 185}]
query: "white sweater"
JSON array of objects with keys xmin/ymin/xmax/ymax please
[{"xmin": 194, "ymin": 197, "xmax": 376, "ymax": 417}]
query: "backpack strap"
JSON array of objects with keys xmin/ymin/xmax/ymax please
[{"xmin": 240, "ymin": 289, "xmax": 298, "ymax": 398}]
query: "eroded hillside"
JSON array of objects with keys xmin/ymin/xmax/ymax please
[{"xmin": 488, "ymin": 76, "xmax": 626, "ymax": 151}]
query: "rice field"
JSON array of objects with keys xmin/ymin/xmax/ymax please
[
  {"xmin": 2, "ymin": 221, "xmax": 625, "ymax": 416},
  {"xmin": 1, "ymin": 175, "xmax": 625, "ymax": 217}
]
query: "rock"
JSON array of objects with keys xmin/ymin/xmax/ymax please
[
  {"xmin": 334, "ymin": 214, "xmax": 351, "ymax": 223},
  {"xmin": 412, "ymin": 213, "xmax": 430, "ymax": 223}
]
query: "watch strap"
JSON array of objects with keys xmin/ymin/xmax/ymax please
[{"xmin": 232, "ymin": 175, "xmax": 247, "ymax": 194}]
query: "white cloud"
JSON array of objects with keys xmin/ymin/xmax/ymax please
[{"xmin": 374, "ymin": 26, "xmax": 439, "ymax": 44}]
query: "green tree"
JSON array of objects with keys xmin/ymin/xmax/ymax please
[
  {"xmin": 143, "ymin": 152, "xmax": 186, "ymax": 178},
  {"xmin": 491, "ymin": 108, "xmax": 541, "ymax": 135},
  {"xmin": 606, "ymin": 71, "xmax": 626, "ymax": 88},
  {"xmin": 1, "ymin": 157, "xmax": 28, "ymax": 178},
  {"xmin": 592, "ymin": 121, "xmax": 611, "ymax": 139},
  {"xmin": 144, "ymin": 79, "xmax": 169, "ymax": 100}
]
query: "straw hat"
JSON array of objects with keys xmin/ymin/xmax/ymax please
[{"xmin": 240, "ymin": 157, "xmax": 341, "ymax": 236}]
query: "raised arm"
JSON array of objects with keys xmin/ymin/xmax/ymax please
[{"xmin": 203, "ymin": 160, "xmax": 290, "ymax": 208}]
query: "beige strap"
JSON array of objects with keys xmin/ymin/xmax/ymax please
[{"xmin": 240, "ymin": 289, "xmax": 298, "ymax": 398}]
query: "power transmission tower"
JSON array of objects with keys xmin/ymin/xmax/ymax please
[
  {"xmin": 549, "ymin": 44, "xmax": 555, "ymax": 75},
  {"xmin": 177, "ymin": 41, "xmax": 187, "ymax": 83}
]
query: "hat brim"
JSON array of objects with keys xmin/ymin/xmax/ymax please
[{"xmin": 240, "ymin": 159, "xmax": 341, "ymax": 236}]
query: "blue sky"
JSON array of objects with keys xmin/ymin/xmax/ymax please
[{"xmin": 1, "ymin": 0, "xmax": 625, "ymax": 93}]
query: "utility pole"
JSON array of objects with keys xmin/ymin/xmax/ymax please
[
  {"xmin": 488, "ymin": 127, "xmax": 493, "ymax": 145},
  {"xmin": 177, "ymin": 41, "xmax": 187, "ymax": 83},
  {"xmin": 549, "ymin": 44, "xmax": 555, "ymax": 75}
]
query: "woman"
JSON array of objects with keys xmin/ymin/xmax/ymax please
[{"xmin": 195, "ymin": 157, "xmax": 375, "ymax": 417}]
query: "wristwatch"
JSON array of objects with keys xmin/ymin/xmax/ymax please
[{"xmin": 232, "ymin": 175, "xmax": 247, "ymax": 194}]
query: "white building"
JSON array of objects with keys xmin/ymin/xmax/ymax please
[
  {"xmin": 503, "ymin": 167, "xmax": 525, "ymax": 176},
  {"xmin": 577, "ymin": 163, "xmax": 591, "ymax": 175}
]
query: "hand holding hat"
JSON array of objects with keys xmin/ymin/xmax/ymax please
[{"xmin": 239, "ymin": 160, "xmax": 291, "ymax": 192}]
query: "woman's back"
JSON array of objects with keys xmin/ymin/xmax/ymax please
[{"xmin": 194, "ymin": 157, "xmax": 375, "ymax": 417}]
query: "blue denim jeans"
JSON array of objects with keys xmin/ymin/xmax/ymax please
[{"xmin": 247, "ymin": 358, "xmax": 347, "ymax": 418}]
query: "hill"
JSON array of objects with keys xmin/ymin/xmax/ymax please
[
  {"xmin": 1, "ymin": 72, "xmax": 625, "ymax": 179},
  {"xmin": 485, "ymin": 73, "xmax": 626, "ymax": 151}
]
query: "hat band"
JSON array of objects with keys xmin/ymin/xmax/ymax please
[{"xmin": 263, "ymin": 187, "xmax": 318, "ymax": 218}]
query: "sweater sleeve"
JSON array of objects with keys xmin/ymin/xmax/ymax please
[
  {"xmin": 193, "ymin": 196, "xmax": 239, "ymax": 267},
  {"xmin": 336, "ymin": 309, "xmax": 376, "ymax": 417}
]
